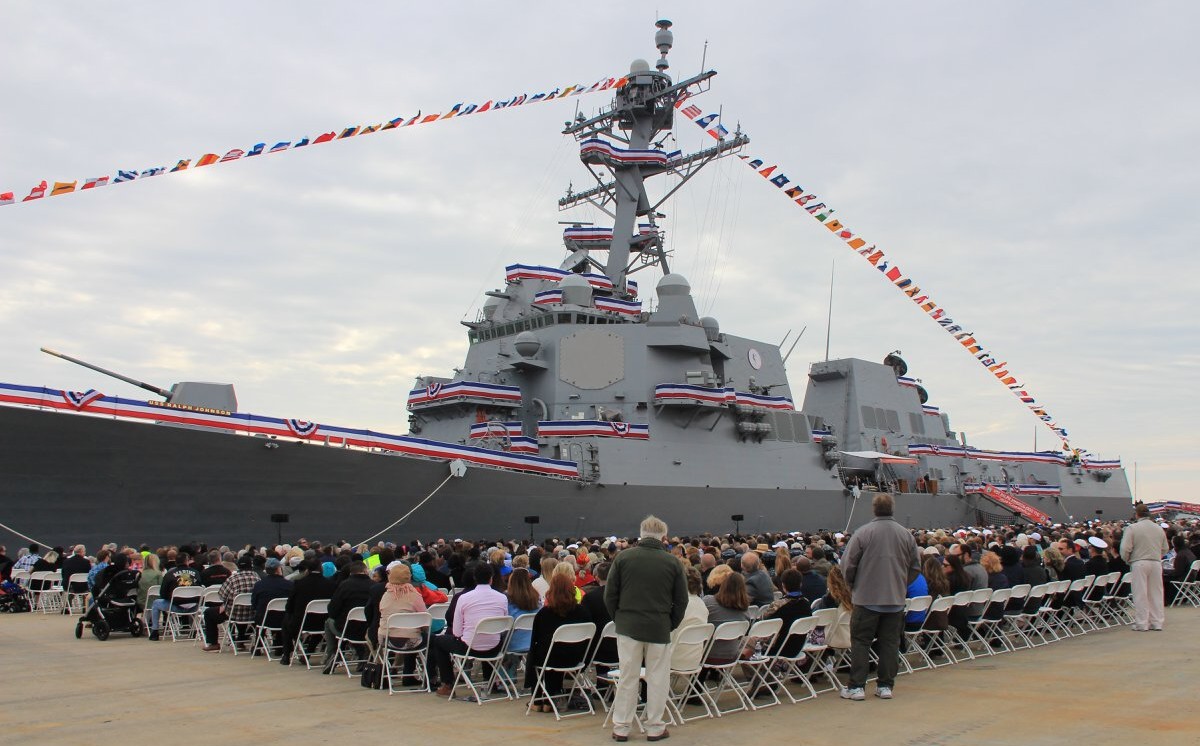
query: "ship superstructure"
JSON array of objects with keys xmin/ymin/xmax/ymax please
[{"xmin": 0, "ymin": 21, "xmax": 1131, "ymax": 548}]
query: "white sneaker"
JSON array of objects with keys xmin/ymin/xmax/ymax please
[
  {"xmin": 840, "ymin": 686, "xmax": 865, "ymax": 701},
  {"xmin": 876, "ymin": 686, "xmax": 893, "ymax": 699}
]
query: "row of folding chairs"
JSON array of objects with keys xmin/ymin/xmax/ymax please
[{"xmin": 897, "ymin": 571, "xmax": 1133, "ymax": 675}]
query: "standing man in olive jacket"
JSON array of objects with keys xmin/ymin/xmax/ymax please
[{"xmin": 604, "ymin": 515, "xmax": 687, "ymax": 743}]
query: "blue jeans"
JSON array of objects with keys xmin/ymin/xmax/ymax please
[{"xmin": 149, "ymin": 598, "xmax": 193, "ymax": 631}]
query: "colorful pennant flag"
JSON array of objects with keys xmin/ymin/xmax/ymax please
[{"xmin": 50, "ymin": 181, "xmax": 77, "ymax": 196}]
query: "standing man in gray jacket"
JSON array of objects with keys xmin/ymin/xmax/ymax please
[
  {"xmin": 1120, "ymin": 502, "xmax": 1170, "ymax": 631},
  {"xmin": 838, "ymin": 493, "xmax": 919, "ymax": 701},
  {"xmin": 605, "ymin": 515, "xmax": 688, "ymax": 743}
]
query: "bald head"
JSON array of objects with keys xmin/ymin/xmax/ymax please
[
  {"xmin": 795, "ymin": 556, "xmax": 812, "ymax": 573},
  {"xmin": 740, "ymin": 552, "xmax": 760, "ymax": 572}
]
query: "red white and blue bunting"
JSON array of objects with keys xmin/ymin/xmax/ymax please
[
  {"xmin": 537, "ymin": 420, "xmax": 649, "ymax": 439},
  {"xmin": 466, "ymin": 421, "xmax": 538, "ymax": 454},
  {"xmin": 506, "ymin": 264, "xmax": 638, "ymax": 297},
  {"xmin": 406, "ymin": 380, "xmax": 522, "ymax": 409},
  {"xmin": 579, "ymin": 138, "xmax": 673, "ymax": 167},
  {"xmin": 652, "ymin": 384, "xmax": 795, "ymax": 411},
  {"xmin": 922, "ymin": 405, "xmax": 940, "ymax": 416},
  {"xmin": 1147, "ymin": 501, "xmax": 1200, "ymax": 517},
  {"xmin": 594, "ymin": 297, "xmax": 643, "ymax": 316},
  {"xmin": 0, "ymin": 381, "xmax": 578, "ymax": 478},
  {"xmin": 908, "ymin": 443, "xmax": 1120, "ymax": 470},
  {"xmin": 674, "ymin": 97, "xmax": 1074, "ymax": 449},
  {"xmin": 1, "ymin": 75, "xmax": 629, "ymax": 208}
]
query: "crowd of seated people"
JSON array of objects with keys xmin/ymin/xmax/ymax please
[{"xmin": 8, "ymin": 513, "xmax": 1197, "ymax": 705}]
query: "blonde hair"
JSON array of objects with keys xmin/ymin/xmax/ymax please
[{"xmin": 707, "ymin": 563, "xmax": 733, "ymax": 590}]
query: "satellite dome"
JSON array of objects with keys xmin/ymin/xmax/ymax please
[
  {"xmin": 656, "ymin": 273, "xmax": 691, "ymax": 297},
  {"xmin": 514, "ymin": 331, "xmax": 541, "ymax": 358},
  {"xmin": 482, "ymin": 295, "xmax": 503, "ymax": 320},
  {"xmin": 558, "ymin": 273, "xmax": 593, "ymax": 306},
  {"xmin": 630, "ymin": 59, "xmax": 651, "ymax": 74},
  {"xmin": 700, "ymin": 316, "xmax": 720, "ymax": 340}
]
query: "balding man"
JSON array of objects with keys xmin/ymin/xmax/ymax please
[
  {"xmin": 1120, "ymin": 503, "xmax": 1170, "ymax": 631},
  {"xmin": 740, "ymin": 551, "xmax": 775, "ymax": 607},
  {"xmin": 605, "ymin": 515, "xmax": 687, "ymax": 743},
  {"xmin": 61, "ymin": 545, "xmax": 92, "ymax": 591}
]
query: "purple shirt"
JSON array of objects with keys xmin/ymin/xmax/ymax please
[{"xmin": 451, "ymin": 585, "xmax": 509, "ymax": 649}]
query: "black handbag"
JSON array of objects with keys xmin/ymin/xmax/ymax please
[{"xmin": 359, "ymin": 662, "xmax": 382, "ymax": 689}]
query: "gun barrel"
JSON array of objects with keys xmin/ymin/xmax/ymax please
[{"xmin": 40, "ymin": 347, "xmax": 173, "ymax": 399}]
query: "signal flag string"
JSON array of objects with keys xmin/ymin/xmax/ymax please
[
  {"xmin": 674, "ymin": 96, "xmax": 1078, "ymax": 452},
  {"xmin": 0, "ymin": 74, "xmax": 626, "ymax": 208}
]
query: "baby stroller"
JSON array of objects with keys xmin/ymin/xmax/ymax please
[
  {"xmin": 0, "ymin": 580, "xmax": 31, "ymax": 613},
  {"xmin": 75, "ymin": 569, "xmax": 144, "ymax": 640}
]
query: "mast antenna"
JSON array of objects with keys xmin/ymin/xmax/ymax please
[{"xmin": 824, "ymin": 259, "xmax": 835, "ymax": 362}]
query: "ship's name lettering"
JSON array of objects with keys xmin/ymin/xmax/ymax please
[{"xmin": 147, "ymin": 400, "xmax": 231, "ymax": 417}]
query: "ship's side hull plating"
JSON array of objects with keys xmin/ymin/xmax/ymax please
[{"xmin": 0, "ymin": 407, "xmax": 1131, "ymax": 548}]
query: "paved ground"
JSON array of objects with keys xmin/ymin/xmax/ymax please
[{"xmin": 2, "ymin": 607, "xmax": 1197, "ymax": 744}]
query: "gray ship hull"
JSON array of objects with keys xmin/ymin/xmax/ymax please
[{"xmin": 0, "ymin": 405, "xmax": 1130, "ymax": 549}]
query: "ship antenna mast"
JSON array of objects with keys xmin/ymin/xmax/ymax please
[{"xmin": 559, "ymin": 20, "xmax": 747, "ymax": 293}]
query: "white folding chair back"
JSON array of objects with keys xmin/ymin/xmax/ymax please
[
  {"xmin": 251, "ymin": 597, "xmax": 289, "ymax": 660},
  {"xmin": 766, "ymin": 616, "xmax": 820, "ymax": 704},
  {"xmin": 700, "ymin": 619, "xmax": 752, "ymax": 716},
  {"xmin": 379, "ymin": 611, "xmax": 433, "ymax": 693},
  {"xmin": 741, "ymin": 617, "xmax": 784, "ymax": 708},
  {"xmin": 296, "ymin": 599, "xmax": 330, "ymax": 669},
  {"xmin": 1170, "ymin": 560, "xmax": 1200, "ymax": 608},
  {"xmin": 31, "ymin": 571, "xmax": 63, "ymax": 613},
  {"xmin": 223, "ymin": 593, "xmax": 254, "ymax": 654},
  {"xmin": 665, "ymin": 622, "xmax": 716, "ymax": 723},
  {"xmin": 526, "ymin": 621, "xmax": 597, "ymax": 720},
  {"xmin": 329, "ymin": 606, "xmax": 370, "ymax": 677},
  {"xmin": 65, "ymin": 573, "xmax": 91, "ymax": 614},
  {"xmin": 448, "ymin": 615, "xmax": 514, "ymax": 704},
  {"xmin": 165, "ymin": 586, "xmax": 204, "ymax": 641}
]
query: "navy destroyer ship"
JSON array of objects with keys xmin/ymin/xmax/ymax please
[{"xmin": 0, "ymin": 22, "xmax": 1132, "ymax": 548}]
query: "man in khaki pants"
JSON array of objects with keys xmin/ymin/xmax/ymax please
[{"xmin": 1120, "ymin": 502, "xmax": 1170, "ymax": 631}]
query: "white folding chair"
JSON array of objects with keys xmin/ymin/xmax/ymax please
[
  {"xmin": 499, "ymin": 611, "xmax": 537, "ymax": 700},
  {"xmin": 966, "ymin": 588, "xmax": 1007, "ymax": 656},
  {"xmin": 767, "ymin": 616, "xmax": 820, "ymax": 703},
  {"xmin": 942, "ymin": 590, "xmax": 977, "ymax": 662},
  {"xmin": 916, "ymin": 596, "xmax": 958, "ymax": 667},
  {"xmin": 328, "ymin": 606, "xmax": 370, "ymax": 677},
  {"xmin": 223, "ymin": 593, "xmax": 255, "ymax": 654},
  {"xmin": 803, "ymin": 607, "xmax": 840, "ymax": 693},
  {"xmin": 31, "ymin": 571, "xmax": 63, "ymax": 613},
  {"xmin": 10, "ymin": 568, "xmax": 30, "ymax": 587},
  {"xmin": 448, "ymin": 615, "xmax": 513, "ymax": 704},
  {"xmin": 1169, "ymin": 560, "xmax": 1200, "ymax": 607},
  {"xmin": 377, "ymin": 612, "xmax": 432, "ymax": 693},
  {"xmin": 699, "ymin": 619, "xmax": 752, "ymax": 716},
  {"xmin": 251, "ymin": 597, "xmax": 289, "ymax": 660},
  {"xmin": 898, "ymin": 595, "xmax": 933, "ymax": 673},
  {"xmin": 1099, "ymin": 572, "xmax": 1132, "ymax": 625},
  {"xmin": 995, "ymin": 584, "xmax": 1031, "ymax": 652},
  {"xmin": 1081, "ymin": 575, "xmax": 1112, "ymax": 629},
  {"xmin": 142, "ymin": 584, "xmax": 160, "ymax": 628},
  {"xmin": 590, "ymin": 620, "xmax": 620, "ymax": 712},
  {"xmin": 296, "ymin": 599, "xmax": 330, "ymax": 669},
  {"xmin": 427, "ymin": 602, "xmax": 449, "ymax": 630},
  {"xmin": 665, "ymin": 622, "xmax": 716, "ymax": 723},
  {"xmin": 164, "ymin": 586, "xmax": 204, "ymax": 641},
  {"xmin": 65, "ymin": 573, "xmax": 91, "ymax": 614},
  {"xmin": 525, "ymin": 621, "xmax": 596, "ymax": 720},
  {"xmin": 741, "ymin": 617, "xmax": 784, "ymax": 708}
]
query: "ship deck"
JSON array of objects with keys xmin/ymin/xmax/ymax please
[{"xmin": 4, "ymin": 607, "xmax": 1194, "ymax": 743}]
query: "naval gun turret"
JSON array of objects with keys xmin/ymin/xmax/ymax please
[{"xmin": 40, "ymin": 347, "xmax": 238, "ymax": 412}]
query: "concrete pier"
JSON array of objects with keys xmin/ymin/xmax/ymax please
[{"xmin": 2, "ymin": 608, "xmax": 1196, "ymax": 743}]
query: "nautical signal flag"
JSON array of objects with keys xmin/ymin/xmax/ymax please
[
  {"xmin": 196, "ymin": 154, "xmax": 220, "ymax": 167},
  {"xmin": 51, "ymin": 181, "xmax": 77, "ymax": 196},
  {"xmin": 82, "ymin": 176, "xmax": 110, "ymax": 189},
  {"xmin": 0, "ymin": 192, "xmax": 14, "ymax": 206},
  {"xmin": 23, "ymin": 181, "xmax": 47, "ymax": 201}
]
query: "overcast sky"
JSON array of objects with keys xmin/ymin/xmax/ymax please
[{"xmin": 2, "ymin": 2, "xmax": 1196, "ymax": 501}]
